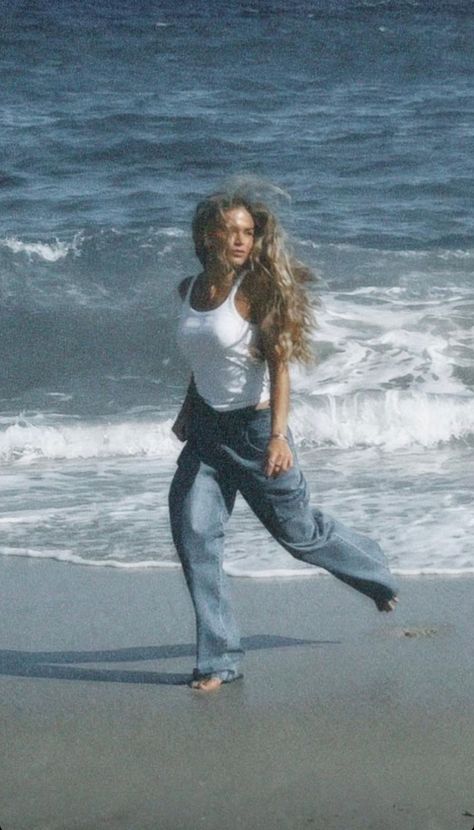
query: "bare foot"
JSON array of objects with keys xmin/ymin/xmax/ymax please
[
  {"xmin": 190, "ymin": 676, "xmax": 223, "ymax": 692},
  {"xmin": 377, "ymin": 596, "xmax": 399, "ymax": 612}
]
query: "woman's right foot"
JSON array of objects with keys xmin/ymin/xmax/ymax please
[
  {"xmin": 189, "ymin": 670, "xmax": 243, "ymax": 691},
  {"xmin": 190, "ymin": 676, "xmax": 223, "ymax": 692}
]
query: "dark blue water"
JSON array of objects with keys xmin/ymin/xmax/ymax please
[
  {"xmin": 3, "ymin": 1, "xmax": 474, "ymax": 236},
  {"xmin": 0, "ymin": 1, "xmax": 473, "ymax": 575},
  {"xmin": 1, "ymin": 0, "xmax": 474, "ymax": 411}
]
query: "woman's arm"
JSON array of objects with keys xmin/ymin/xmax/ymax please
[{"xmin": 264, "ymin": 351, "xmax": 294, "ymax": 478}]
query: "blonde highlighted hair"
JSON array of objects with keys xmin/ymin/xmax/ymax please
[{"xmin": 192, "ymin": 184, "xmax": 318, "ymax": 364}]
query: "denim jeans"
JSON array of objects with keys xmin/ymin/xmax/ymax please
[{"xmin": 168, "ymin": 394, "xmax": 398, "ymax": 679}]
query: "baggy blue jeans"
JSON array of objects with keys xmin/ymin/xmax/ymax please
[{"xmin": 168, "ymin": 394, "xmax": 398, "ymax": 680}]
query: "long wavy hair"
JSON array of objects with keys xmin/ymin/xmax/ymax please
[{"xmin": 192, "ymin": 187, "xmax": 318, "ymax": 364}]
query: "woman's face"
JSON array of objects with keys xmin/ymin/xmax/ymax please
[{"xmin": 210, "ymin": 206, "xmax": 255, "ymax": 268}]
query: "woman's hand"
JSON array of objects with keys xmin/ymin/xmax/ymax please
[
  {"xmin": 171, "ymin": 407, "xmax": 191, "ymax": 443},
  {"xmin": 172, "ymin": 374, "xmax": 196, "ymax": 443},
  {"xmin": 264, "ymin": 436, "xmax": 293, "ymax": 478}
]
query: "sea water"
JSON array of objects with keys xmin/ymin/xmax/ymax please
[{"xmin": 1, "ymin": 0, "xmax": 473, "ymax": 577}]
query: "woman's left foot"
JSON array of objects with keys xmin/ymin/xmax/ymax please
[
  {"xmin": 376, "ymin": 596, "xmax": 399, "ymax": 612},
  {"xmin": 189, "ymin": 671, "xmax": 243, "ymax": 691}
]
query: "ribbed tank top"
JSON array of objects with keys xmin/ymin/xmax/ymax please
[{"xmin": 177, "ymin": 271, "xmax": 270, "ymax": 412}]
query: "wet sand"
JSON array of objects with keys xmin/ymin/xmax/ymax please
[{"xmin": 1, "ymin": 556, "xmax": 473, "ymax": 830}]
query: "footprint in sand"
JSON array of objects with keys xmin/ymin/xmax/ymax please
[
  {"xmin": 377, "ymin": 623, "xmax": 454, "ymax": 639},
  {"xmin": 400, "ymin": 626, "xmax": 439, "ymax": 638}
]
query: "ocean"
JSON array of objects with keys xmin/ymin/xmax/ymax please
[{"xmin": 1, "ymin": 0, "xmax": 473, "ymax": 578}]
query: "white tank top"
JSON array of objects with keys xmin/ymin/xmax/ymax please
[{"xmin": 177, "ymin": 271, "xmax": 270, "ymax": 412}]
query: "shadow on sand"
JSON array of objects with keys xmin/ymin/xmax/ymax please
[{"xmin": 0, "ymin": 634, "xmax": 340, "ymax": 686}]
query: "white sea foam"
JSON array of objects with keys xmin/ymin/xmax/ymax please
[
  {"xmin": 0, "ymin": 515, "xmax": 40, "ymax": 524},
  {"xmin": 1, "ymin": 544, "xmax": 473, "ymax": 578},
  {"xmin": 0, "ymin": 231, "xmax": 83, "ymax": 261},
  {"xmin": 0, "ymin": 546, "xmax": 180, "ymax": 569},
  {"xmin": 1, "ymin": 442, "xmax": 471, "ymax": 577},
  {"xmin": 0, "ymin": 419, "xmax": 181, "ymax": 464},
  {"xmin": 299, "ymin": 286, "xmax": 473, "ymax": 400},
  {"xmin": 224, "ymin": 564, "xmax": 474, "ymax": 578},
  {"xmin": 291, "ymin": 391, "xmax": 474, "ymax": 450},
  {"xmin": 0, "ymin": 390, "xmax": 472, "ymax": 465},
  {"xmin": 157, "ymin": 227, "xmax": 185, "ymax": 237}
]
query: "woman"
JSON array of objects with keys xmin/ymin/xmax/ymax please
[{"xmin": 169, "ymin": 187, "xmax": 398, "ymax": 692}]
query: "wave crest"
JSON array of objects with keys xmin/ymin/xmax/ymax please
[
  {"xmin": 0, "ymin": 418, "xmax": 180, "ymax": 464},
  {"xmin": 1, "ymin": 390, "xmax": 473, "ymax": 465},
  {"xmin": 0, "ymin": 232, "xmax": 83, "ymax": 261},
  {"xmin": 292, "ymin": 390, "xmax": 474, "ymax": 450}
]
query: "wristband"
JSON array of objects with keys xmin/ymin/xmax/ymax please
[{"xmin": 270, "ymin": 432, "xmax": 288, "ymax": 442}]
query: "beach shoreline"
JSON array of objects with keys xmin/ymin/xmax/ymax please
[{"xmin": 1, "ymin": 556, "xmax": 473, "ymax": 830}]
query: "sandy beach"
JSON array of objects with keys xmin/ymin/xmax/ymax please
[{"xmin": 1, "ymin": 555, "xmax": 473, "ymax": 830}]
